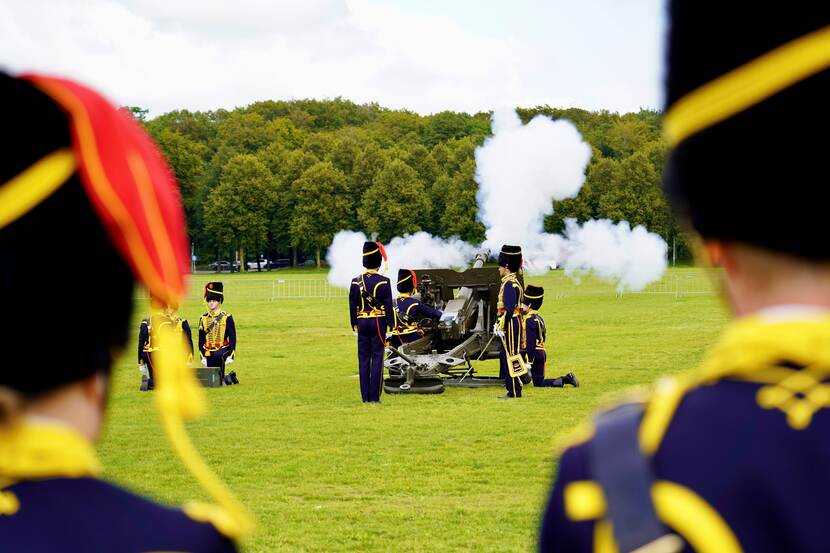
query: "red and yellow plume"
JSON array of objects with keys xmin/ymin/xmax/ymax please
[{"xmin": 24, "ymin": 74, "xmax": 189, "ymax": 306}]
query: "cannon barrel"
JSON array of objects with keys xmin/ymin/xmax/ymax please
[{"xmin": 457, "ymin": 249, "xmax": 489, "ymax": 301}]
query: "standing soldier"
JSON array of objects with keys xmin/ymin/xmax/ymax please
[
  {"xmin": 495, "ymin": 245, "xmax": 526, "ymax": 399},
  {"xmin": 540, "ymin": 3, "xmax": 830, "ymax": 552},
  {"xmin": 521, "ymin": 285, "xmax": 578, "ymax": 389},
  {"xmin": 138, "ymin": 302, "xmax": 194, "ymax": 391},
  {"xmin": 389, "ymin": 269, "xmax": 443, "ymax": 347},
  {"xmin": 0, "ymin": 72, "xmax": 241, "ymax": 551},
  {"xmin": 349, "ymin": 242, "xmax": 395, "ymax": 403},
  {"xmin": 198, "ymin": 282, "xmax": 238, "ymax": 386}
]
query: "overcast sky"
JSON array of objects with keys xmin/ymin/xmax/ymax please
[{"xmin": 1, "ymin": 0, "xmax": 666, "ymax": 118}]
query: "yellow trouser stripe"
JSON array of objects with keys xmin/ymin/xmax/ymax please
[
  {"xmin": 0, "ymin": 149, "xmax": 76, "ymax": 230},
  {"xmin": 664, "ymin": 25, "xmax": 830, "ymax": 146}
]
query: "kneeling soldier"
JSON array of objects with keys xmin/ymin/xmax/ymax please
[
  {"xmin": 199, "ymin": 282, "xmax": 238, "ymax": 385},
  {"xmin": 521, "ymin": 285, "xmax": 578, "ymax": 388},
  {"xmin": 138, "ymin": 302, "xmax": 194, "ymax": 391},
  {"xmin": 389, "ymin": 269, "xmax": 443, "ymax": 347}
]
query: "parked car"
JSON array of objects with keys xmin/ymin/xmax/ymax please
[
  {"xmin": 247, "ymin": 258, "xmax": 269, "ymax": 270},
  {"xmin": 208, "ymin": 260, "xmax": 238, "ymax": 273},
  {"xmin": 268, "ymin": 258, "xmax": 291, "ymax": 269}
]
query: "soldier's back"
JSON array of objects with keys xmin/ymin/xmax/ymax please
[
  {"xmin": 542, "ymin": 318, "xmax": 830, "ymax": 552},
  {"xmin": 1, "ymin": 477, "xmax": 235, "ymax": 553}
]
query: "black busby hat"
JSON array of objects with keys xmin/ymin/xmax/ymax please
[
  {"xmin": 498, "ymin": 245, "xmax": 522, "ymax": 272},
  {"xmin": 0, "ymin": 72, "xmax": 189, "ymax": 397},
  {"xmin": 524, "ymin": 285, "xmax": 544, "ymax": 310},
  {"xmin": 663, "ymin": 2, "xmax": 830, "ymax": 259},
  {"xmin": 204, "ymin": 281, "xmax": 224, "ymax": 303},
  {"xmin": 362, "ymin": 241, "xmax": 387, "ymax": 269},
  {"xmin": 397, "ymin": 269, "xmax": 417, "ymax": 294}
]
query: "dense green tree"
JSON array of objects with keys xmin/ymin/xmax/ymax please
[
  {"xmin": 290, "ymin": 162, "xmax": 351, "ymax": 266},
  {"xmin": 358, "ymin": 159, "xmax": 430, "ymax": 241},
  {"xmin": 441, "ymin": 159, "xmax": 485, "ymax": 243},
  {"xmin": 155, "ymin": 129, "xmax": 209, "ymax": 240},
  {"xmin": 204, "ymin": 154, "xmax": 277, "ymax": 267},
  {"xmin": 145, "ymin": 95, "xmax": 695, "ymax": 263},
  {"xmin": 278, "ymin": 149, "xmax": 319, "ymax": 186}
]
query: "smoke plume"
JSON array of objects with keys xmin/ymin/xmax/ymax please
[
  {"xmin": 326, "ymin": 230, "xmax": 476, "ymax": 290},
  {"xmin": 561, "ymin": 219, "xmax": 668, "ymax": 291},
  {"xmin": 327, "ymin": 108, "xmax": 668, "ymax": 291}
]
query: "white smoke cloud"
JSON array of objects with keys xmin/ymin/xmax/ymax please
[
  {"xmin": 561, "ymin": 219, "xmax": 668, "ymax": 291},
  {"xmin": 327, "ymin": 108, "xmax": 668, "ymax": 292},
  {"xmin": 326, "ymin": 230, "xmax": 476, "ymax": 291},
  {"xmin": 475, "ymin": 108, "xmax": 592, "ymax": 269}
]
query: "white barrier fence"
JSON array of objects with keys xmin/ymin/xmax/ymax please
[{"xmin": 136, "ymin": 272, "xmax": 714, "ymax": 301}]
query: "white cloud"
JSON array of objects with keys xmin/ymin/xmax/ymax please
[{"xmin": 0, "ymin": 0, "xmax": 662, "ymax": 116}]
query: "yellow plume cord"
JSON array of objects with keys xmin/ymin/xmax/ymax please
[
  {"xmin": 154, "ymin": 317, "xmax": 254, "ymax": 539},
  {"xmin": 0, "ymin": 149, "xmax": 76, "ymax": 230}
]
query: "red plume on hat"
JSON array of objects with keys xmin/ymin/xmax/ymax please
[{"xmin": 22, "ymin": 74, "xmax": 189, "ymax": 306}]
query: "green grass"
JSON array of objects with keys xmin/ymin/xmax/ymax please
[{"xmin": 99, "ymin": 268, "xmax": 728, "ymax": 552}]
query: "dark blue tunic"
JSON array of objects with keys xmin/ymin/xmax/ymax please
[
  {"xmin": 390, "ymin": 295, "xmax": 443, "ymax": 346},
  {"xmin": 523, "ymin": 312, "xmax": 559, "ymax": 387},
  {"xmin": 0, "ymin": 477, "xmax": 236, "ymax": 552},
  {"xmin": 539, "ymin": 316, "xmax": 830, "ymax": 552},
  {"xmin": 349, "ymin": 271, "xmax": 395, "ymax": 402},
  {"xmin": 498, "ymin": 275, "xmax": 524, "ymax": 397}
]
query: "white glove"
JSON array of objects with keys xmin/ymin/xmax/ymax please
[
  {"xmin": 200, "ymin": 358, "xmax": 207, "ymax": 367},
  {"xmin": 138, "ymin": 364, "xmax": 148, "ymax": 374},
  {"xmin": 385, "ymin": 332, "xmax": 392, "ymax": 339},
  {"xmin": 225, "ymin": 357, "xmax": 235, "ymax": 365},
  {"xmin": 492, "ymin": 323, "xmax": 504, "ymax": 338}
]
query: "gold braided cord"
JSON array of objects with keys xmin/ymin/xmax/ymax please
[{"xmin": 664, "ymin": 25, "xmax": 830, "ymax": 146}]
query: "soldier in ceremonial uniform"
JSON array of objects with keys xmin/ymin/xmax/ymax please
[
  {"xmin": 389, "ymin": 268, "xmax": 443, "ymax": 347},
  {"xmin": 198, "ymin": 282, "xmax": 238, "ymax": 386},
  {"xmin": 495, "ymin": 245, "xmax": 525, "ymax": 399},
  {"xmin": 540, "ymin": 4, "xmax": 830, "ymax": 552},
  {"xmin": 521, "ymin": 285, "xmax": 578, "ymax": 389},
  {"xmin": 0, "ymin": 72, "xmax": 238, "ymax": 551},
  {"xmin": 138, "ymin": 302, "xmax": 194, "ymax": 391},
  {"xmin": 349, "ymin": 242, "xmax": 395, "ymax": 402}
]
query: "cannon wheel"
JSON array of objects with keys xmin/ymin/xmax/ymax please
[{"xmin": 384, "ymin": 377, "xmax": 445, "ymax": 394}]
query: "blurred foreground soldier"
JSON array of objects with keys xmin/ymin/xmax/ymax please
[
  {"xmin": 199, "ymin": 282, "xmax": 238, "ymax": 386},
  {"xmin": 540, "ymin": 5, "xmax": 830, "ymax": 552},
  {"xmin": 495, "ymin": 245, "xmax": 527, "ymax": 398},
  {"xmin": 0, "ymin": 73, "xmax": 244, "ymax": 551},
  {"xmin": 138, "ymin": 302, "xmax": 194, "ymax": 391},
  {"xmin": 521, "ymin": 285, "xmax": 578, "ymax": 389},
  {"xmin": 349, "ymin": 242, "xmax": 395, "ymax": 402},
  {"xmin": 389, "ymin": 269, "xmax": 443, "ymax": 347}
]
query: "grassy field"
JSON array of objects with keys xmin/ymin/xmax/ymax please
[{"xmin": 99, "ymin": 267, "xmax": 728, "ymax": 552}]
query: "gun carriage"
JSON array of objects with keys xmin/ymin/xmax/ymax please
[{"xmin": 384, "ymin": 250, "xmax": 523, "ymax": 394}]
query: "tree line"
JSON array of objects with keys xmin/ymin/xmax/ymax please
[{"xmin": 131, "ymin": 98, "xmax": 688, "ymax": 269}]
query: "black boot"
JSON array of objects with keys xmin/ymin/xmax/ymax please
[
  {"xmin": 563, "ymin": 372, "xmax": 579, "ymax": 387},
  {"xmin": 229, "ymin": 370, "xmax": 239, "ymax": 384},
  {"xmin": 223, "ymin": 374, "xmax": 233, "ymax": 386},
  {"xmin": 139, "ymin": 375, "xmax": 149, "ymax": 391}
]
